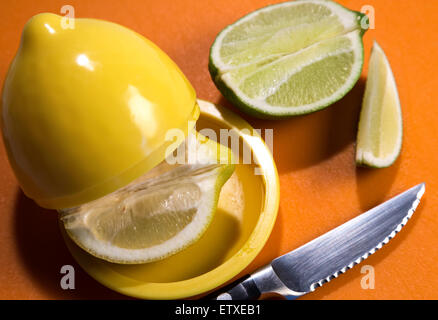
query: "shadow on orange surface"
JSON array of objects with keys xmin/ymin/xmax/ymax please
[
  {"xmin": 217, "ymin": 77, "xmax": 366, "ymax": 174},
  {"xmin": 13, "ymin": 190, "xmax": 128, "ymax": 299},
  {"xmin": 195, "ymin": 206, "xmax": 283, "ymax": 300},
  {"xmin": 355, "ymin": 158, "xmax": 401, "ymax": 211}
]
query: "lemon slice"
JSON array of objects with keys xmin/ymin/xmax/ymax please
[
  {"xmin": 356, "ymin": 41, "xmax": 402, "ymax": 168},
  {"xmin": 60, "ymin": 133, "xmax": 235, "ymax": 264},
  {"xmin": 209, "ymin": 0, "xmax": 367, "ymax": 118}
]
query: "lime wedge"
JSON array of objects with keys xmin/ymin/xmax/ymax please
[
  {"xmin": 60, "ymin": 133, "xmax": 235, "ymax": 264},
  {"xmin": 356, "ymin": 41, "xmax": 402, "ymax": 168},
  {"xmin": 209, "ymin": 0, "xmax": 367, "ymax": 118}
]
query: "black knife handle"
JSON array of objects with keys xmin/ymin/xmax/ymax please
[{"xmin": 204, "ymin": 275, "xmax": 261, "ymax": 300}]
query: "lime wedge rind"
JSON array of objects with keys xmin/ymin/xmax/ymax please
[{"xmin": 356, "ymin": 41, "xmax": 402, "ymax": 168}]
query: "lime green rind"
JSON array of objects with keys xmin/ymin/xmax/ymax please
[
  {"xmin": 355, "ymin": 144, "xmax": 402, "ymax": 168},
  {"xmin": 357, "ymin": 12, "xmax": 370, "ymax": 36},
  {"xmin": 209, "ymin": 0, "xmax": 368, "ymax": 119},
  {"xmin": 355, "ymin": 141, "xmax": 402, "ymax": 168}
]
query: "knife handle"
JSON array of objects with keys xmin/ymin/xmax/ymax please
[
  {"xmin": 205, "ymin": 275, "xmax": 261, "ymax": 300},
  {"xmin": 205, "ymin": 265, "xmax": 303, "ymax": 300}
]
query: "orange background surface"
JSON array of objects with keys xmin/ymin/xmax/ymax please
[{"xmin": 0, "ymin": 0, "xmax": 437, "ymax": 300}]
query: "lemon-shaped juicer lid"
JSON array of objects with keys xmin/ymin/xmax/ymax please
[{"xmin": 1, "ymin": 13, "xmax": 200, "ymax": 209}]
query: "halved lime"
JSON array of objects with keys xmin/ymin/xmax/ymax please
[
  {"xmin": 356, "ymin": 41, "xmax": 402, "ymax": 168},
  {"xmin": 60, "ymin": 132, "xmax": 235, "ymax": 264},
  {"xmin": 209, "ymin": 0, "xmax": 367, "ymax": 118}
]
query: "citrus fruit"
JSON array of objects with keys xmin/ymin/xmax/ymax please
[
  {"xmin": 209, "ymin": 0, "xmax": 367, "ymax": 118},
  {"xmin": 60, "ymin": 132, "xmax": 235, "ymax": 264},
  {"xmin": 356, "ymin": 41, "xmax": 402, "ymax": 168}
]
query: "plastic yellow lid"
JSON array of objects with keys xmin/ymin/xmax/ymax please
[{"xmin": 1, "ymin": 13, "xmax": 199, "ymax": 209}]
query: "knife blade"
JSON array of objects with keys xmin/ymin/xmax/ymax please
[{"xmin": 210, "ymin": 183, "xmax": 425, "ymax": 300}]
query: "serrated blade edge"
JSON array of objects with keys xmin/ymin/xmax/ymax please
[
  {"xmin": 271, "ymin": 183, "xmax": 426, "ymax": 294},
  {"xmin": 310, "ymin": 183, "xmax": 425, "ymax": 291}
]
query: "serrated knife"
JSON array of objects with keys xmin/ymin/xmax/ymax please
[{"xmin": 209, "ymin": 183, "xmax": 425, "ymax": 300}]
